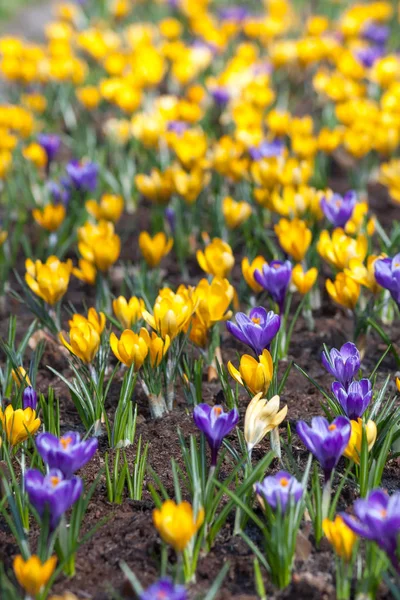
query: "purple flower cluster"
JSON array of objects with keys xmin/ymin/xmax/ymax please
[
  {"xmin": 255, "ymin": 471, "xmax": 303, "ymax": 513},
  {"xmin": 254, "ymin": 260, "xmax": 292, "ymax": 313},
  {"xmin": 26, "ymin": 432, "xmax": 97, "ymax": 529},
  {"xmin": 322, "ymin": 342, "xmax": 373, "ymax": 420},
  {"xmin": 193, "ymin": 404, "xmax": 239, "ymax": 466},
  {"xmin": 226, "ymin": 307, "xmax": 280, "ymax": 355},
  {"xmin": 374, "ymin": 254, "xmax": 400, "ymax": 305},
  {"xmin": 140, "ymin": 578, "xmax": 187, "ymax": 600},
  {"xmin": 320, "ymin": 191, "xmax": 356, "ymax": 228}
]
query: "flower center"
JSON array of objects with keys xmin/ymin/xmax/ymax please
[
  {"xmin": 279, "ymin": 477, "xmax": 289, "ymax": 487},
  {"xmin": 213, "ymin": 406, "xmax": 223, "ymax": 418},
  {"xmin": 60, "ymin": 436, "xmax": 72, "ymax": 449},
  {"xmin": 380, "ymin": 509, "xmax": 387, "ymax": 518},
  {"xmin": 50, "ymin": 476, "xmax": 60, "ymax": 487},
  {"xmin": 251, "ymin": 317, "xmax": 261, "ymax": 324},
  {"xmin": 328, "ymin": 424, "xmax": 337, "ymax": 431}
]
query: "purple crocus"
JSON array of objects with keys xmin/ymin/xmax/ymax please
[
  {"xmin": 23, "ymin": 386, "xmax": 38, "ymax": 410},
  {"xmin": 219, "ymin": 6, "xmax": 249, "ymax": 22},
  {"xmin": 193, "ymin": 404, "xmax": 239, "ymax": 466},
  {"xmin": 37, "ymin": 134, "xmax": 60, "ymax": 164},
  {"xmin": 66, "ymin": 160, "xmax": 98, "ymax": 192},
  {"xmin": 36, "ymin": 432, "xmax": 98, "ymax": 479},
  {"xmin": 342, "ymin": 489, "xmax": 400, "ymax": 571},
  {"xmin": 374, "ymin": 254, "xmax": 400, "ymax": 305},
  {"xmin": 249, "ymin": 139, "xmax": 284, "ymax": 161},
  {"xmin": 226, "ymin": 307, "xmax": 280, "ymax": 355},
  {"xmin": 332, "ymin": 379, "xmax": 373, "ymax": 420},
  {"xmin": 320, "ymin": 191, "xmax": 356, "ymax": 228},
  {"xmin": 362, "ymin": 23, "xmax": 389, "ymax": 46},
  {"xmin": 165, "ymin": 206, "xmax": 176, "ymax": 234},
  {"xmin": 25, "ymin": 468, "xmax": 83, "ymax": 529},
  {"xmin": 211, "ymin": 87, "xmax": 230, "ymax": 105},
  {"xmin": 296, "ymin": 416, "xmax": 351, "ymax": 479},
  {"xmin": 356, "ymin": 46, "xmax": 384, "ymax": 68},
  {"xmin": 140, "ymin": 578, "xmax": 187, "ymax": 600},
  {"xmin": 167, "ymin": 121, "xmax": 188, "ymax": 135},
  {"xmin": 255, "ymin": 471, "xmax": 303, "ymax": 513},
  {"xmin": 47, "ymin": 181, "xmax": 70, "ymax": 205},
  {"xmin": 254, "ymin": 260, "xmax": 292, "ymax": 313},
  {"xmin": 321, "ymin": 342, "xmax": 360, "ymax": 388}
]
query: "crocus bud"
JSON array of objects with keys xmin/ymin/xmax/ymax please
[{"xmin": 23, "ymin": 386, "xmax": 38, "ymax": 410}]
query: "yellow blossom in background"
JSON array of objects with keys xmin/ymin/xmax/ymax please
[
  {"xmin": 59, "ymin": 321, "xmax": 101, "ymax": 364},
  {"xmin": 12, "ymin": 366, "xmax": 31, "ymax": 388},
  {"xmin": 86, "ymin": 194, "xmax": 124, "ymax": 223},
  {"xmin": 242, "ymin": 256, "xmax": 267, "ymax": 293},
  {"xmin": 244, "ymin": 393, "xmax": 287, "ymax": 453},
  {"xmin": 143, "ymin": 287, "xmax": 195, "ymax": 339},
  {"xmin": 153, "ymin": 500, "xmax": 204, "ymax": 552},
  {"xmin": 110, "ymin": 329, "xmax": 149, "ymax": 369},
  {"xmin": 139, "ymin": 231, "xmax": 173, "ymax": 268},
  {"xmin": 326, "ymin": 272, "xmax": 360, "ymax": 310},
  {"xmin": 344, "ymin": 256, "xmax": 383, "ymax": 294},
  {"xmin": 0, "ymin": 405, "xmax": 40, "ymax": 446},
  {"xmin": 274, "ymin": 218, "xmax": 312, "ymax": 262},
  {"xmin": 317, "ymin": 229, "xmax": 368, "ymax": 270},
  {"xmin": 111, "ymin": 0, "xmax": 130, "ymax": 19},
  {"xmin": 73, "ymin": 259, "xmax": 97, "ymax": 286},
  {"xmin": 343, "ymin": 418, "xmax": 377, "ymax": 465},
  {"xmin": 139, "ymin": 328, "xmax": 170, "ymax": 367},
  {"xmin": 32, "ymin": 203, "xmax": 66, "ymax": 232},
  {"xmin": 76, "ymin": 86, "xmax": 101, "ymax": 110},
  {"xmin": 78, "ymin": 220, "xmax": 120, "ymax": 271},
  {"xmin": 222, "ymin": 196, "xmax": 252, "ymax": 229},
  {"xmin": 135, "ymin": 168, "xmax": 174, "ymax": 205},
  {"xmin": 69, "ymin": 308, "xmax": 106, "ymax": 335},
  {"xmin": 323, "ymin": 516, "xmax": 357, "ymax": 562},
  {"xmin": 113, "ymin": 296, "xmax": 145, "ymax": 329},
  {"xmin": 379, "ymin": 159, "xmax": 400, "ymax": 204},
  {"xmin": 23, "ymin": 142, "xmax": 47, "ymax": 168},
  {"xmin": 228, "ymin": 350, "xmax": 273, "ymax": 396},
  {"xmin": 345, "ymin": 202, "xmax": 375, "ymax": 236},
  {"xmin": 14, "ymin": 555, "xmax": 57, "ymax": 597},
  {"xmin": 25, "ymin": 256, "xmax": 72, "ymax": 305},
  {"xmin": 49, "ymin": 594, "xmax": 80, "ymax": 600},
  {"xmin": 291, "ymin": 264, "xmax": 318, "ymax": 295},
  {"xmin": 197, "ymin": 238, "xmax": 234, "ymax": 278},
  {"xmin": 171, "ymin": 165, "xmax": 210, "ymax": 204}
]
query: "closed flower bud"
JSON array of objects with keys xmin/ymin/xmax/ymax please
[
  {"xmin": 59, "ymin": 322, "xmax": 101, "ymax": 363},
  {"xmin": 73, "ymin": 258, "xmax": 97, "ymax": 286},
  {"xmin": 228, "ymin": 349, "xmax": 273, "ymax": 396},
  {"xmin": 69, "ymin": 308, "xmax": 106, "ymax": 335},
  {"xmin": 25, "ymin": 256, "xmax": 72, "ymax": 305},
  {"xmin": 0, "ymin": 405, "xmax": 40, "ymax": 446},
  {"xmin": 222, "ymin": 196, "xmax": 252, "ymax": 229},
  {"xmin": 153, "ymin": 500, "xmax": 204, "ymax": 552},
  {"xmin": 110, "ymin": 329, "xmax": 148, "ymax": 369},
  {"xmin": 291, "ymin": 264, "xmax": 318, "ymax": 294},
  {"xmin": 23, "ymin": 386, "xmax": 38, "ymax": 410},
  {"xmin": 197, "ymin": 238, "xmax": 234, "ymax": 278},
  {"xmin": 13, "ymin": 555, "xmax": 57, "ymax": 597},
  {"xmin": 245, "ymin": 393, "xmax": 287, "ymax": 453},
  {"xmin": 86, "ymin": 193, "xmax": 124, "ymax": 223},
  {"xmin": 78, "ymin": 220, "xmax": 120, "ymax": 272},
  {"xmin": 142, "ymin": 287, "xmax": 195, "ymax": 340},
  {"xmin": 242, "ymin": 256, "xmax": 267, "ymax": 293},
  {"xmin": 274, "ymin": 218, "xmax": 312, "ymax": 262},
  {"xmin": 139, "ymin": 328, "xmax": 170, "ymax": 367},
  {"xmin": 33, "ymin": 203, "xmax": 66, "ymax": 232},
  {"xmin": 139, "ymin": 231, "xmax": 173, "ymax": 268},
  {"xmin": 326, "ymin": 272, "xmax": 360, "ymax": 310},
  {"xmin": 113, "ymin": 296, "xmax": 145, "ymax": 329},
  {"xmin": 343, "ymin": 418, "xmax": 377, "ymax": 465},
  {"xmin": 323, "ymin": 515, "xmax": 357, "ymax": 562}
]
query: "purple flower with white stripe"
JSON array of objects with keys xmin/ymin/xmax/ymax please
[
  {"xmin": 140, "ymin": 578, "xmax": 187, "ymax": 600},
  {"xmin": 66, "ymin": 160, "xmax": 98, "ymax": 192},
  {"xmin": 25, "ymin": 468, "xmax": 83, "ymax": 529},
  {"xmin": 374, "ymin": 254, "xmax": 400, "ymax": 305},
  {"xmin": 322, "ymin": 342, "xmax": 360, "ymax": 388},
  {"xmin": 254, "ymin": 260, "xmax": 292, "ymax": 313},
  {"xmin": 226, "ymin": 307, "xmax": 280, "ymax": 355},
  {"xmin": 342, "ymin": 489, "xmax": 400, "ymax": 571},
  {"xmin": 255, "ymin": 471, "xmax": 303, "ymax": 513},
  {"xmin": 193, "ymin": 404, "xmax": 239, "ymax": 466},
  {"xmin": 296, "ymin": 416, "xmax": 351, "ymax": 479},
  {"xmin": 36, "ymin": 432, "xmax": 98, "ymax": 479},
  {"xmin": 23, "ymin": 386, "xmax": 37, "ymax": 410},
  {"xmin": 320, "ymin": 191, "xmax": 356, "ymax": 227},
  {"xmin": 332, "ymin": 379, "xmax": 372, "ymax": 420}
]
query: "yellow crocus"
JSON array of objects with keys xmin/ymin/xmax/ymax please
[
  {"xmin": 172, "ymin": 165, "xmax": 210, "ymax": 205},
  {"xmin": 0, "ymin": 405, "xmax": 40, "ymax": 446},
  {"xmin": 73, "ymin": 259, "xmax": 97, "ymax": 286},
  {"xmin": 14, "ymin": 555, "xmax": 57, "ymax": 597},
  {"xmin": 228, "ymin": 350, "xmax": 273, "ymax": 396},
  {"xmin": 110, "ymin": 329, "xmax": 148, "ymax": 369},
  {"xmin": 135, "ymin": 168, "xmax": 174, "ymax": 205},
  {"xmin": 32, "ymin": 204, "xmax": 66, "ymax": 232},
  {"xmin": 78, "ymin": 220, "xmax": 121, "ymax": 272},
  {"xmin": 139, "ymin": 328, "xmax": 170, "ymax": 367},
  {"xmin": 222, "ymin": 196, "xmax": 252, "ymax": 229},
  {"xmin": 59, "ymin": 322, "xmax": 101, "ymax": 364},
  {"xmin": 25, "ymin": 256, "xmax": 72, "ymax": 305},
  {"xmin": 76, "ymin": 86, "xmax": 101, "ymax": 109},
  {"xmin": 322, "ymin": 516, "xmax": 357, "ymax": 562},
  {"xmin": 317, "ymin": 229, "xmax": 368, "ymax": 270},
  {"xmin": 244, "ymin": 393, "xmax": 288, "ymax": 453},
  {"xmin": 193, "ymin": 277, "xmax": 234, "ymax": 329},
  {"xmin": 12, "ymin": 366, "xmax": 31, "ymax": 388},
  {"xmin": 345, "ymin": 202, "xmax": 375, "ymax": 237},
  {"xmin": 153, "ymin": 500, "xmax": 204, "ymax": 552},
  {"xmin": 274, "ymin": 218, "xmax": 312, "ymax": 262},
  {"xmin": 344, "ymin": 256, "xmax": 383, "ymax": 294},
  {"xmin": 23, "ymin": 142, "xmax": 47, "ymax": 168},
  {"xmin": 138, "ymin": 231, "xmax": 173, "ymax": 268},
  {"xmin": 68, "ymin": 308, "xmax": 106, "ymax": 335},
  {"xmin": 291, "ymin": 264, "xmax": 318, "ymax": 294},
  {"xmin": 86, "ymin": 194, "xmax": 124, "ymax": 223},
  {"xmin": 142, "ymin": 287, "xmax": 195, "ymax": 340},
  {"xmin": 113, "ymin": 296, "xmax": 145, "ymax": 329},
  {"xmin": 242, "ymin": 256, "xmax": 267, "ymax": 293},
  {"xmin": 343, "ymin": 418, "xmax": 377, "ymax": 465},
  {"xmin": 197, "ymin": 238, "xmax": 234, "ymax": 278},
  {"xmin": 326, "ymin": 272, "xmax": 360, "ymax": 310}
]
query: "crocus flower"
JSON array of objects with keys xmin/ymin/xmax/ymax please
[
  {"xmin": 140, "ymin": 578, "xmax": 187, "ymax": 600},
  {"xmin": 23, "ymin": 386, "xmax": 38, "ymax": 410},
  {"xmin": 47, "ymin": 181, "xmax": 70, "ymax": 205},
  {"xmin": 254, "ymin": 260, "xmax": 292, "ymax": 313},
  {"xmin": 321, "ymin": 342, "xmax": 360, "ymax": 388},
  {"xmin": 219, "ymin": 6, "xmax": 249, "ymax": 22},
  {"xmin": 341, "ymin": 489, "xmax": 400, "ymax": 570},
  {"xmin": 13, "ymin": 555, "xmax": 57, "ymax": 597},
  {"xmin": 228, "ymin": 349, "xmax": 273, "ymax": 396},
  {"xmin": 362, "ymin": 23, "xmax": 389, "ymax": 46},
  {"xmin": 25, "ymin": 468, "xmax": 83, "ymax": 529},
  {"xmin": 226, "ymin": 307, "xmax": 280, "ymax": 355},
  {"xmin": 343, "ymin": 418, "xmax": 377, "ymax": 465},
  {"xmin": 374, "ymin": 254, "xmax": 400, "ymax": 305},
  {"xmin": 193, "ymin": 404, "xmax": 239, "ymax": 466},
  {"xmin": 255, "ymin": 471, "xmax": 303, "ymax": 513},
  {"xmin": 211, "ymin": 87, "xmax": 230, "ymax": 105},
  {"xmin": 153, "ymin": 500, "xmax": 204, "ymax": 551},
  {"xmin": 249, "ymin": 139, "xmax": 283, "ymax": 161},
  {"xmin": 36, "ymin": 432, "xmax": 98, "ymax": 479},
  {"xmin": 332, "ymin": 379, "xmax": 373, "ymax": 419},
  {"xmin": 37, "ymin": 134, "xmax": 60, "ymax": 164},
  {"xmin": 296, "ymin": 416, "xmax": 351, "ymax": 479},
  {"xmin": 0, "ymin": 405, "xmax": 40, "ymax": 446},
  {"xmin": 320, "ymin": 191, "xmax": 357, "ymax": 228},
  {"xmin": 244, "ymin": 393, "xmax": 287, "ymax": 454},
  {"xmin": 66, "ymin": 160, "xmax": 98, "ymax": 192},
  {"xmin": 322, "ymin": 515, "xmax": 357, "ymax": 562}
]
